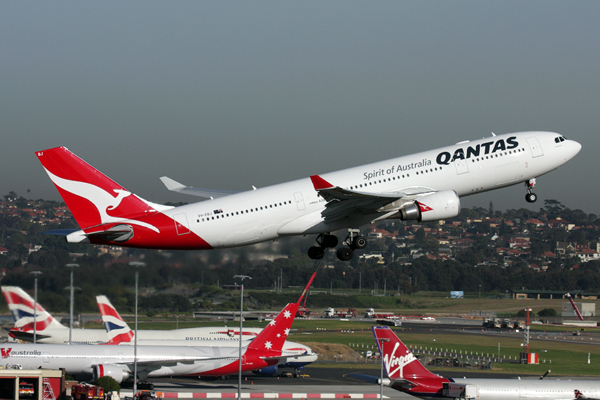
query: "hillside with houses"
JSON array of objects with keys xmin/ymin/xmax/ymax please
[{"xmin": 1, "ymin": 190, "xmax": 600, "ymax": 313}]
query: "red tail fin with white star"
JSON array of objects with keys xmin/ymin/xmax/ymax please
[{"xmin": 247, "ymin": 302, "xmax": 299, "ymax": 354}]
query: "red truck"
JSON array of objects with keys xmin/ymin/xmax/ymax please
[{"xmin": 72, "ymin": 383, "xmax": 105, "ymax": 400}]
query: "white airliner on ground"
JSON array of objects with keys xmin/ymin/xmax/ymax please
[
  {"xmin": 352, "ymin": 326, "xmax": 599, "ymax": 400},
  {"xmin": 2, "ymin": 286, "xmax": 263, "ymax": 344},
  {"xmin": 36, "ymin": 131, "xmax": 580, "ymax": 260},
  {"xmin": 0, "ymin": 300, "xmax": 304, "ymax": 383},
  {"xmin": 97, "ymin": 294, "xmax": 317, "ymax": 375}
]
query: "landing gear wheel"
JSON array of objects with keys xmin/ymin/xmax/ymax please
[
  {"xmin": 336, "ymin": 247, "xmax": 354, "ymax": 261},
  {"xmin": 308, "ymin": 246, "xmax": 325, "ymax": 260},
  {"xmin": 321, "ymin": 234, "xmax": 338, "ymax": 248},
  {"xmin": 525, "ymin": 193, "xmax": 537, "ymax": 203},
  {"xmin": 352, "ymin": 235, "xmax": 368, "ymax": 249}
]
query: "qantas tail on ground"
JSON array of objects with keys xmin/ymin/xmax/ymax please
[
  {"xmin": 96, "ymin": 295, "xmax": 134, "ymax": 344},
  {"xmin": 196, "ymin": 273, "xmax": 315, "ymax": 376},
  {"xmin": 1, "ymin": 286, "xmax": 65, "ymax": 332}
]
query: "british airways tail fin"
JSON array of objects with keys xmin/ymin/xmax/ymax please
[
  {"xmin": 373, "ymin": 326, "xmax": 441, "ymax": 381},
  {"xmin": 1, "ymin": 286, "xmax": 66, "ymax": 332},
  {"xmin": 96, "ymin": 295, "xmax": 134, "ymax": 344}
]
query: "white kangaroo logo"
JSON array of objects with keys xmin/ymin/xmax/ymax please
[{"xmin": 45, "ymin": 169, "xmax": 160, "ymax": 233}]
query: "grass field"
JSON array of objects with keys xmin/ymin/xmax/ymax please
[{"xmin": 79, "ymin": 316, "xmax": 600, "ymax": 377}]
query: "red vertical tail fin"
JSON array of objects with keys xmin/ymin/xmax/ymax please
[
  {"xmin": 35, "ymin": 147, "xmax": 160, "ymax": 230},
  {"xmin": 247, "ymin": 302, "xmax": 299, "ymax": 354},
  {"xmin": 373, "ymin": 326, "xmax": 440, "ymax": 381}
]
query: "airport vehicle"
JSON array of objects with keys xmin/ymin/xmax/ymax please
[
  {"xmin": 36, "ymin": 132, "xmax": 580, "ymax": 261},
  {"xmin": 0, "ymin": 300, "xmax": 302, "ymax": 382},
  {"xmin": 97, "ymin": 294, "xmax": 318, "ymax": 375},
  {"xmin": 2, "ymin": 286, "xmax": 261, "ymax": 344},
  {"xmin": 71, "ymin": 383, "xmax": 105, "ymax": 400},
  {"xmin": 18, "ymin": 381, "xmax": 35, "ymax": 398},
  {"xmin": 352, "ymin": 326, "xmax": 600, "ymax": 400}
]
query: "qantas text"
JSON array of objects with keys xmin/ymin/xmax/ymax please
[
  {"xmin": 436, "ymin": 137, "xmax": 519, "ymax": 165},
  {"xmin": 363, "ymin": 159, "xmax": 432, "ymax": 181}
]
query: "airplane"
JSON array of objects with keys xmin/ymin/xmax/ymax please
[
  {"xmin": 350, "ymin": 326, "xmax": 600, "ymax": 400},
  {"xmin": 3, "ymin": 286, "xmax": 260, "ymax": 344},
  {"xmin": 0, "ymin": 298, "xmax": 304, "ymax": 384},
  {"xmin": 36, "ymin": 132, "xmax": 581, "ymax": 260},
  {"xmin": 97, "ymin": 294, "xmax": 318, "ymax": 376}
]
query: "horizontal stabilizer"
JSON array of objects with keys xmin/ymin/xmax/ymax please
[
  {"xmin": 43, "ymin": 229, "xmax": 80, "ymax": 236},
  {"xmin": 160, "ymin": 176, "xmax": 240, "ymax": 199},
  {"xmin": 347, "ymin": 373, "xmax": 381, "ymax": 385}
]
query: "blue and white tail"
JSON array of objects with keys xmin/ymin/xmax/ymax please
[
  {"xmin": 1, "ymin": 286, "xmax": 65, "ymax": 332},
  {"xmin": 96, "ymin": 295, "xmax": 134, "ymax": 344}
]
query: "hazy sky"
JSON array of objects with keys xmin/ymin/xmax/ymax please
[{"xmin": 2, "ymin": 2, "xmax": 599, "ymax": 214}]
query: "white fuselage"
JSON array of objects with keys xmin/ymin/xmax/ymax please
[
  {"xmin": 163, "ymin": 132, "xmax": 580, "ymax": 248},
  {"xmin": 0, "ymin": 342, "xmax": 292, "ymax": 377},
  {"xmin": 445, "ymin": 377, "xmax": 600, "ymax": 400},
  {"xmin": 16, "ymin": 326, "xmax": 262, "ymax": 344}
]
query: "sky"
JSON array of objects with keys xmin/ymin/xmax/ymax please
[{"xmin": 1, "ymin": 1, "xmax": 599, "ymax": 214}]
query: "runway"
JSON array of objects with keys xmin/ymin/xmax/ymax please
[{"xmin": 134, "ymin": 366, "xmax": 548, "ymax": 399}]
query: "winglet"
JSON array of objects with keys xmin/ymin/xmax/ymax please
[{"xmin": 310, "ymin": 175, "xmax": 334, "ymax": 190}]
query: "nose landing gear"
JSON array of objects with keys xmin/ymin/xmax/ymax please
[{"xmin": 525, "ymin": 178, "xmax": 537, "ymax": 203}]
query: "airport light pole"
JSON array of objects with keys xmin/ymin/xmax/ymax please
[
  {"xmin": 234, "ymin": 275, "xmax": 252, "ymax": 400},
  {"xmin": 66, "ymin": 263, "xmax": 79, "ymax": 345},
  {"xmin": 30, "ymin": 271, "xmax": 42, "ymax": 344},
  {"xmin": 378, "ymin": 338, "xmax": 390, "ymax": 400},
  {"xmin": 130, "ymin": 261, "xmax": 146, "ymax": 397}
]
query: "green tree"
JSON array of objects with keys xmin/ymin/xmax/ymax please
[
  {"xmin": 538, "ymin": 308, "xmax": 557, "ymax": 317},
  {"xmin": 93, "ymin": 376, "xmax": 120, "ymax": 393}
]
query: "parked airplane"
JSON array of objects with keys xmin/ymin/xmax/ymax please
[
  {"xmin": 2, "ymin": 286, "xmax": 259, "ymax": 344},
  {"xmin": 0, "ymin": 300, "xmax": 303, "ymax": 383},
  {"xmin": 351, "ymin": 326, "xmax": 599, "ymax": 400},
  {"xmin": 97, "ymin": 294, "xmax": 317, "ymax": 375},
  {"xmin": 36, "ymin": 132, "xmax": 580, "ymax": 260}
]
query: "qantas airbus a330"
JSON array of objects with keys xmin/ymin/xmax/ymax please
[{"xmin": 36, "ymin": 131, "xmax": 580, "ymax": 260}]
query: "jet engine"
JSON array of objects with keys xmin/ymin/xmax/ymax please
[
  {"xmin": 92, "ymin": 364, "xmax": 130, "ymax": 383},
  {"xmin": 400, "ymin": 190, "xmax": 461, "ymax": 222},
  {"xmin": 252, "ymin": 365, "xmax": 278, "ymax": 376}
]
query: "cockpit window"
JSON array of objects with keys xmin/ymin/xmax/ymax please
[{"xmin": 554, "ymin": 136, "xmax": 566, "ymax": 143}]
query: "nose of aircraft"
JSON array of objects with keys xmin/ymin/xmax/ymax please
[{"xmin": 567, "ymin": 139, "xmax": 582, "ymax": 160}]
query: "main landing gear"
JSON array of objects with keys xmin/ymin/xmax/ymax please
[
  {"xmin": 308, "ymin": 230, "xmax": 368, "ymax": 261},
  {"xmin": 525, "ymin": 178, "xmax": 537, "ymax": 203},
  {"xmin": 307, "ymin": 233, "xmax": 338, "ymax": 260}
]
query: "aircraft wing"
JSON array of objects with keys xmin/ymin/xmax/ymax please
[
  {"xmin": 160, "ymin": 176, "xmax": 240, "ymax": 199},
  {"xmin": 309, "ymin": 175, "xmax": 435, "ymax": 223}
]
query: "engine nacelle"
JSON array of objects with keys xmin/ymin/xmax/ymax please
[
  {"xmin": 252, "ymin": 365, "xmax": 278, "ymax": 376},
  {"xmin": 400, "ymin": 190, "xmax": 461, "ymax": 222},
  {"xmin": 92, "ymin": 364, "xmax": 130, "ymax": 384}
]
